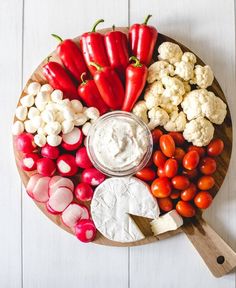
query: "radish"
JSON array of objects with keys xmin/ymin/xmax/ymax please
[
  {"xmin": 26, "ymin": 175, "xmax": 50, "ymax": 203},
  {"xmin": 46, "ymin": 201, "xmax": 61, "ymax": 215},
  {"xmin": 49, "ymin": 175, "xmax": 74, "ymax": 196},
  {"xmin": 57, "ymin": 154, "xmax": 77, "ymax": 176},
  {"xmin": 75, "ymin": 147, "xmax": 93, "ymax": 169},
  {"xmin": 26, "ymin": 173, "xmax": 43, "ymax": 198},
  {"xmin": 61, "ymin": 203, "xmax": 90, "ymax": 230},
  {"xmin": 20, "ymin": 153, "xmax": 40, "ymax": 171},
  {"xmin": 15, "ymin": 132, "xmax": 36, "ymax": 153},
  {"xmin": 81, "ymin": 168, "xmax": 106, "ymax": 186},
  {"xmin": 41, "ymin": 144, "xmax": 60, "ymax": 159},
  {"xmin": 48, "ymin": 187, "xmax": 73, "ymax": 213},
  {"xmin": 37, "ymin": 158, "xmax": 56, "ymax": 176},
  {"xmin": 75, "ymin": 183, "xmax": 94, "ymax": 201},
  {"xmin": 61, "ymin": 127, "xmax": 83, "ymax": 151},
  {"xmin": 75, "ymin": 219, "xmax": 96, "ymax": 243}
]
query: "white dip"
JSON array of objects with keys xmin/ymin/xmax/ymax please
[{"xmin": 92, "ymin": 115, "xmax": 149, "ymax": 171}]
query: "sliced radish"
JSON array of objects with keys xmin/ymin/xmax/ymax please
[
  {"xmin": 75, "ymin": 219, "xmax": 96, "ymax": 243},
  {"xmin": 81, "ymin": 168, "xmax": 106, "ymax": 186},
  {"xmin": 15, "ymin": 132, "xmax": 36, "ymax": 153},
  {"xmin": 31, "ymin": 176, "xmax": 50, "ymax": 202},
  {"xmin": 48, "ymin": 187, "xmax": 73, "ymax": 212},
  {"xmin": 61, "ymin": 127, "xmax": 83, "ymax": 151},
  {"xmin": 57, "ymin": 154, "xmax": 77, "ymax": 176},
  {"xmin": 46, "ymin": 201, "xmax": 61, "ymax": 215},
  {"xmin": 26, "ymin": 173, "xmax": 43, "ymax": 198},
  {"xmin": 49, "ymin": 175, "xmax": 74, "ymax": 196},
  {"xmin": 75, "ymin": 147, "xmax": 93, "ymax": 169},
  {"xmin": 37, "ymin": 158, "xmax": 56, "ymax": 176},
  {"xmin": 20, "ymin": 153, "xmax": 40, "ymax": 171},
  {"xmin": 41, "ymin": 144, "xmax": 60, "ymax": 159},
  {"xmin": 75, "ymin": 183, "xmax": 94, "ymax": 201}
]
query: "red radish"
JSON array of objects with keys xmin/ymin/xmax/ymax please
[
  {"xmin": 61, "ymin": 127, "xmax": 83, "ymax": 151},
  {"xmin": 75, "ymin": 183, "xmax": 94, "ymax": 201},
  {"xmin": 41, "ymin": 144, "xmax": 60, "ymax": 159},
  {"xmin": 75, "ymin": 219, "xmax": 96, "ymax": 243},
  {"xmin": 27, "ymin": 175, "xmax": 50, "ymax": 203},
  {"xmin": 48, "ymin": 187, "xmax": 73, "ymax": 212},
  {"xmin": 57, "ymin": 154, "xmax": 77, "ymax": 176},
  {"xmin": 20, "ymin": 153, "xmax": 40, "ymax": 171},
  {"xmin": 75, "ymin": 147, "xmax": 93, "ymax": 168},
  {"xmin": 82, "ymin": 168, "xmax": 106, "ymax": 186},
  {"xmin": 15, "ymin": 132, "xmax": 36, "ymax": 153},
  {"xmin": 46, "ymin": 201, "xmax": 61, "ymax": 215},
  {"xmin": 37, "ymin": 158, "xmax": 56, "ymax": 176},
  {"xmin": 61, "ymin": 203, "xmax": 90, "ymax": 230},
  {"xmin": 26, "ymin": 173, "xmax": 43, "ymax": 198},
  {"xmin": 49, "ymin": 175, "xmax": 74, "ymax": 196}
]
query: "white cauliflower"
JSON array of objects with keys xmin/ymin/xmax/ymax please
[
  {"xmin": 174, "ymin": 61, "xmax": 194, "ymax": 81},
  {"xmin": 204, "ymin": 93, "xmax": 227, "ymax": 124},
  {"xmin": 181, "ymin": 52, "xmax": 197, "ymax": 65},
  {"xmin": 191, "ymin": 65, "xmax": 214, "ymax": 88},
  {"xmin": 132, "ymin": 101, "xmax": 149, "ymax": 124},
  {"xmin": 162, "ymin": 76, "xmax": 185, "ymax": 105},
  {"xmin": 144, "ymin": 81, "xmax": 164, "ymax": 109},
  {"xmin": 147, "ymin": 61, "xmax": 174, "ymax": 83},
  {"xmin": 164, "ymin": 111, "xmax": 187, "ymax": 132},
  {"xmin": 158, "ymin": 42, "xmax": 183, "ymax": 64},
  {"xmin": 148, "ymin": 107, "xmax": 169, "ymax": 130},
  {"xmin": 183, "ymin": 117, "xmax": 214, "ymax": 146}
]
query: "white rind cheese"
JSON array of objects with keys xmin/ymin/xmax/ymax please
[{"xmin": 91, "ymin": 177, "xmax": 160, "ymax": 243}]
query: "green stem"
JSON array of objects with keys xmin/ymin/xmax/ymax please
[
  {"xmin": 129, "ymin": 56, "xmax": 142, "ymax": 67},
  {"xmin": 91, "ymin": 19, "xmax": 104, "ymax": 32},
  {"xmin": 89, "ymin": 62, "xmax": 102, "ymax": 71},
  {"xmin": 112, "ymin": 25, "xmax": 115, "ymax": 31},
  {"xmin": 80, "ymin": 72, "xmax": 87, "ymax": 84},
  {"xmin": 51, "ymin": 34, "xmax": 63, "ymax": 42},
  {"xmin": 143, "ymin": 14, "xmax": 152, "ymax": 25}
]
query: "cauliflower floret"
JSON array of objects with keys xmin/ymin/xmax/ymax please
[
  {"xmin": 181, "ymin": 52, "xmax": 197, "ymax": 65},
  {"xmin": 162, "ymin": 76, "xmax": 185, "ymax": 105},
  {"xmin": 191, "ymin": 65, "xmax": 214, "ymax": 88},
  {"xmin": 144, "ymin": 81, "xmax": 164, "ymax": 109},
  {"xmin": 148, "ymin": 107, "xmax": 169, "ymax": 130},
  {"xmin": 204, "ymin": 93, "xmax": 227, "ymax": 124},
  {"xmin": 132, "ymin": 101, "xmax": 149, "ymax": 124},
  {"xmin": 174, "ymin": 61, "xmax": 194, "ymax": 81},
  {"xmin": 183, "ymin": 117, "xmax": 214, "ymax": 146},
  {"xmin": 158, "ymin": 42, "xmax": 183, "ymax": 64},
  {"xmin": 147, "ymin": 61, "xmax": 175, "ymax": 83},
  {"xmin": 182, "ymin": 81, "xmax": 191, "ymax": 93},
  {"xmin": 164, "ymin": 111, "xmax": 187, "ymax": 132}
]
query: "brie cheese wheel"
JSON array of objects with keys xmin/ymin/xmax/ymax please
[
  {"xmin": 91, "ymin": 177, "xmax": 160, "ymax": 243},
  {"xmin": 151, "ymin": 210, "xmax": 183, "ymax": 236}
]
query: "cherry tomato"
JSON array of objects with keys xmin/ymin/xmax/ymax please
[
  {"xmin": 159, "ymin": 135, "xmax": 175, "ymax": 157},
  {"xmin": 168, "ymin": 132, "xmax": 185, "ymax": 146},
  {"xmin": 207, "ymin": 138, "xmax": 224, "ymax": 157},
  {"xmin": 197, "ymin": 175, "xmax": 215, "ymax": 190},
  {"xmin": 164, "ymin": 158, "xmax": 178, "ymax": 178},
  {"xmin": 136, "ymin": 168, "xmax": 156, "ymax": 181},
  {"xmin": 188, "ymin": 145, "xmax": 205, "ymax": 158},
  {"xmin": 173, "ymin": 147, "xmax": 186, "ymax": 163},
  {"xmin": 194, "ymin": 191, "xmax": 213, "ymax": 209},
  {"xmin": 157, "ymin": 197, "xmax": 173, "ymax": 212},
  {"xmin": 153, "ymin": 151, "xmax": 167, "ymax": 168},
  {"xmin": 152, "ymin": 129, "xmax": 163, "ymax": 145},
  {"xmin": 180, "ymin": 183, "xmax": 197, "ymax": 201},
  {"xmin": 170, "ymin": 190, "xmax": 180, "ymax": 199},
  {"xmin": 176, "ymin": 201, "xmax": 196, "ymax": 218},
  {"xmin": 199, "ymin": 157, "xmax": 217, "ymax": 175},
  {"xmin": 157, "ymin": 167, "xmax": 166, "ymax": 178},
  {"xmin": 182, "ymin": 168, "xmax": 198, "ymax": 180},
  {"xmin": 172, "ymin": 175, "xmax": 190, "ymax": 190},
  {"xmin": 151, "ymin": 177, "xmax": 172, "ymax": 198},
  {"xmin": 183, "ymin": 150, "xmax": 200, "ymax": 170}
]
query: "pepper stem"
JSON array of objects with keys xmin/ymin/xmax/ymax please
[
  {"xmin": 89, "ymin": 62, "xmax": 102, "ymax": 71},
  {"xmin": 51, "ymin": 34, "xmax": 63, "ymax": 42},
  {"xmin": 129, "ymin": 56, "xmax": 142, "ymax": 67},
  {"xmin": 112, "ymin": 25, "xmax": 115, "ymax": 31},
  {"xmin": 143, "ymin": 14, "xmax": 152, "ymax": 25},
  {"xmin": 80, "ymin": 72, "xmax": 87, "ymax": 84},
  {"xmin": 91, "ymin": 19, "xmax": 104, "ymax": 32}
]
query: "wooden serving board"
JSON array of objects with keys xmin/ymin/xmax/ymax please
[{"xmin": 13, "ymin": 28, "xmax": 233, "ymax": 254}]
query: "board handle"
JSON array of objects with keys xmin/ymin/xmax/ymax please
[{"xmin": 182, "ymin": 217, "xmax": 236, "ymax": 277}]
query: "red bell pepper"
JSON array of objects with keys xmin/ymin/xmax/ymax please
[
  {"xmin": 90, "ymin": 62, "xmax": 125, "ymax": 110},
  {"xmin": 122, "ymin": 56, "xmax": 148, "ymax": 112},
  {"xmin": 52, "ymin": 34, "xmax": 88, "ymax": 83},
  {"xmin": 104, "ymin": 25, "xmax": 129, "ymax": 83},
  {"xmin": 78, "ymin": 73, "xmax": 109, "ymax": 115},
  {"xmin": 80, "ymin": 19, "xmax": 109, "ymax": 76},
  {"xmin": 129, "ymin": 15, "xmax": 158, "ymax": 66},
  {"xmin": 42, "ymin": 60, "xmax": 78, "ymax": 100}
]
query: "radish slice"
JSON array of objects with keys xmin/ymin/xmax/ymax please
[
  {"xmin": 32, "ymin": 176, "xmax": 50, "ymax": 203},
  {"xmin": 57, "ymin": 154, "xmax": 77, "ymax": 176},
  {"xmin": 48, "ymin": 187, "xmax": 73, "ymax": 212},
  {"xmin": 26, "ymin": 173, "xmax": 43, "ymax": 198},
  {"xmin": 49, "ymin": 176, "xmax": 74, "ymax": 196},
  {"xmin": 46, "ymin": 201, "xmax": 61, "ymax": 215},
  {"xmin": 75, "ymin": 219, "xmax": 96, "ymax": 243},
  {"xmin": 61, "ymin": 203, "xmax": 90, "ymax": 229},
  {"xmin": 61, "ymin": 127, "xmax": 83, "ymax": 151}
]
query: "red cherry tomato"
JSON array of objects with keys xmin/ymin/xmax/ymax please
[
  {"xmin": 170, "ymin": 190, "xmax": 180, "ymax": 199},
  {"xmin": 207, "ymin": 139, "xmax": 224, "ymax": 157},
  {"xmin": 153, "ymin": 151, "xmax": 167, "ymax": 168},
  {"xmin": 181, "ymin": 183, "xmax": 197, "ymax": 201},
  {"xmin": 172, "ymin": 175, "xmax": 190, "ymax": 190},
  {"xmin": 159, "ymin": 135, "xmax": 175, "ymax": 157},
  {"xmin": 164, "ymin": 158, "xmax": 178, "ymax": 178},
  {"xmin": 197, "ymin": 175, "xmax": 215, "ymax": 190},
  {"xmin": 182, "ymin": 168, "xmax": 198, "ymax": 180},
  {"xmin": 173, "ymin": 147, "xmax": 186, "ymax": 163},
  {"xmin": 199, "ymin": 157, "xmax": 217, "ymax": 175},
  {"xmin": 152, "ymin": 129, "xmax": 163, "ymax": 145},
  {"xmin": 151, "ymin": 177, "xmax": 172, "ymax": 198},
  {"xmin": 194, "ymin": 191, "xmax": 213, "ymax": 209},
  {"xmin": 168, "ymin": 132, "xmax": 185, "ymax": 146},
  {"xmin": 136, "ymin": 168, "xmax": 156, "ymax": 181},
  {"xmin": 157, "ymin": 167, "xmax": 166, "ymax": 178},
  {"xmin": 157, "ymin": 197, "xmax": 173, "ymax": 212},
  {"xmin": 176, "ymin": 201, "xmax": 196, "ymax": 218},
  {"xmin": 183, "ymin": 150, "xmax": 200, "ymax": 170},
  {"xmin": 188, "ymin": 145, "xmax": 205, "ymax": 158}
]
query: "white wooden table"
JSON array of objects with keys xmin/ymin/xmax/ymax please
[{"xmin": 1, "ymin": 0, "xmax": 236, "ymax": 287}]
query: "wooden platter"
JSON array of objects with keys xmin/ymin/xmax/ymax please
[{"xmin": 13, "ymin": 28, "xmax": 233, "ymax": 250}]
